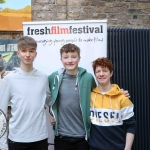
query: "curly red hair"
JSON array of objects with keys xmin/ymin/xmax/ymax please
[{"xmin": 92, "ymin": 57, "xmax": 113, "ymax": 73}]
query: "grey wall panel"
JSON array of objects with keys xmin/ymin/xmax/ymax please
[{"xmin": 107, "ymin": 28, "xmax": 150, "ymax": 150}]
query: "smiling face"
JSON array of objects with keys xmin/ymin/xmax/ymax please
[
  {"xmin": 92, "ymin": 58, "xmax": 113, "ymax": 86},
  {"xmin": 95, "ymin": 66, "xmax": 113, "ymax": 86},
  {"xmin": 61, "ymin": 51, "xmax": 80, "ymax": 75}
]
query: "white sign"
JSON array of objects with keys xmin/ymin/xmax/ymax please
[
  {"xmin": 23, "ymin": 20, "xmax": 107, "ymax": 150},
  {"xmin": 23, "ymin": 20, "xmax": 107, "ymax": 75}
]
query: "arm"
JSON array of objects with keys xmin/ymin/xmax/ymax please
[
  {"xmin": 123, "ymin": 115, "xmax": 136, "ymax": 150},
  {"xmin": 50, "ymin": 116, "xmax": 55, "ymax": 126},
  {"xmin": 1, "ymin": 148, "xmax": 9, "ymax": 150},
  {"xmin": 1, "ymin": 72, "xmax": 9, "ymax": 79},
  {"xmin": 123, "ymin": 116, "xmax": 136, "ymax": 149},
  {"xmin": 0, "ymin": 80, "xmax": 10, "ymax": 149},
  {"xmin": 121, "ymin": 98, "xmax": 136, "ymax": 150},
  {"xmin": 124, "ymin": 133, "xmax": 134, "ymax": 150}
]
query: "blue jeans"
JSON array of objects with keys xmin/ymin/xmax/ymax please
[
  {"xmin": 8, "ymin": 138, "xmax": 48, "ymax": 150},
  {"xmin": 54, "ymin": 136, "xmax": 90, "ymax": 150}
]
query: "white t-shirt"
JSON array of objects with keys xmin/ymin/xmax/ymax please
[{"xmin": 0, "ymin": 68, "xmax": 51, "ymax": 149}]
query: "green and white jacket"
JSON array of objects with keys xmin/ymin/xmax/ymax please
[{"xmin": 48, "ymin": 67, "xmax": 96, "ymax": 140}]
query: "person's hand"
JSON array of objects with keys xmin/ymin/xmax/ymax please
[
  {"xmin": 121, "ymin": 89, "xmax": 130, "ymax": 99},
  {"xmin": 1, "ymin": 148, "xmax": 9, "ymax": 150},
  {"xmin": 124, "ymin": 148, "xmax": 131, "ymax": 150},
  {"xmin": 50, "ymin": 117, "xmax": 55, "ymax": 126},
  {"xmin": 1, "ymin": 71, "xmax": 9, "ymax": 79},
  {"xmin": 3, "ymin": 72, "xmax": 9, "ymax": 76}
]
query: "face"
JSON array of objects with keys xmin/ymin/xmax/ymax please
[
  {"xmin": 17, "ymin": 47, "xmax": 37, "ymax": 66},
  {"xmin": 61, "ymin": 51, "xmax": 80, "ymax": 74},
  {"xmin": 95, "ymin": 66, "xmax": 113, "ymax": 86}
]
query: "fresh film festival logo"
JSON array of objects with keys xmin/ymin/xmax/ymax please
[
  {"xmin": 26, "ymin": 25, "xmax": 103, "ymax": 35},
  {"xmin": 0, "ymin": 109, "xmax": 7, "ymax": 138}
]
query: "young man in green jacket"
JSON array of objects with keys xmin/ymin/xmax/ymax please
[
  {"xmin": 48, "ymin": 43, "xmax": 129, "ymax": 150},
  {"xmin": 48, "ymin": 43, "xmax": 96, "ymax": 150}
]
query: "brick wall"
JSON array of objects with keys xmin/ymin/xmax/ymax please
[
  {"xmin": 0, "ymin": 0, "xmax": 149, "ymax": 38},
  {"xmin": 32, "ymin": 0, "xmax": 150, "ymax": 29}
]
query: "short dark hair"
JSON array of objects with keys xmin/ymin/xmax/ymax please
[
  {"xmin": 17, "ymin": 36, "xmax": 37, "ymax": 50},
  {"xmin": 60, "ymin": 43, "xmax": 80, "ymax": 57},
  {"xmin": 92, "ymin": 57, "xmax": 113, "ymax": 73}
]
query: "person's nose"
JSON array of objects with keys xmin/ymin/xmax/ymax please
[
  {"xmin": 26, "ymin": 51, "xmax": 30, "ymax": 57},
  {"xmin": 68, "ymin": 57, "xmax": 72, "ymax": 62},
  {"xmin": 100, "ymin": 71, "xmax": 104, "ymax": 76}
]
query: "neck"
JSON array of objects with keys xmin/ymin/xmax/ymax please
[
  {"xmin": 98, "ymin": 83, "xmax": 112, "ymax": 92},
  {"xmin": 20, "ymin": 63, "xmax": 34, "ymax": 72},
  {"xmin": 66, "ymin": 69, "xmax": 78, "ymax": 75}
]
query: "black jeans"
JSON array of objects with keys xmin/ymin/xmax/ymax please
[
  {"xmin": 8, "ymin": 138, "xmax": 48, "ymax": 150},
  {"xmin": 54, "ymin": 136, "xmax": 90, "ymax": 150}
]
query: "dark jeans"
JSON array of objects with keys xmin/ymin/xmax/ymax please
[
  {"xmin": 54, "ymin": 136, "xmax": 90, "ymax": 150},
  {"xmin": 8, "ymin": 138, "xmax": 48, "ymax": 150}
]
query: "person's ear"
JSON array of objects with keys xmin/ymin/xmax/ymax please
[
  {"xmin": 78, "ymin": 56, "xmax": 81, "ymax": 62},
  {"xmin": 110, "ymin": 71, "xmax": 113, "ymax": 77},
  {"xmin": 35, "ymin": 52, "xmax": 37, "ymax": 57}
]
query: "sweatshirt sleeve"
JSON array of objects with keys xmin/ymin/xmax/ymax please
[
  {"xmin": 121, "ymin": 98, "xmax": 136, "ymax": 134},
  {"xmin": 124, "ymin": 116, "xmax": 136, "ymax": 134},
  {"xmin": 0, "ymin": 80, "xmax": 11, "ymax": 149}
]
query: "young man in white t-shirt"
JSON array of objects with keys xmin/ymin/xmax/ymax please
[{"xmin": 0, "ymin": 36, "xmax": 51, "ymax": 150}]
